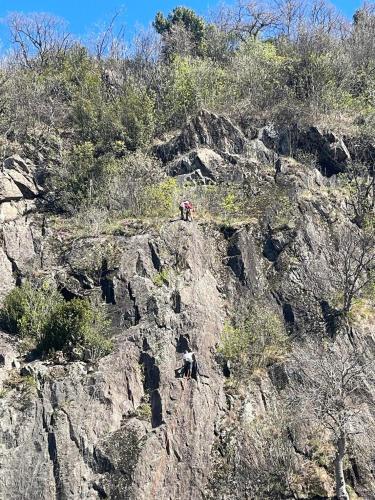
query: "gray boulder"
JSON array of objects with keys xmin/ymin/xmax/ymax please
[
  {"xmin": 2, "ymin": 220, "xmax": 36, "ymax": 272},
  {"xmin": 156, "ymin": 109, "xmax": 247, "ymax": 162},
  {"xmin": 6, "ymin": 169, "xmax": 40, "ymax": 198},
  {"xmin": 0, "ymin": 202, "xmax": 19, "ymax": 223},
  {"xmin": 0, "ymin": 248, "xmax": 14, "ymax": 305},
  {"xmin": 168, "ymin": 147, "xmax": 250, "ymax": 184},
  {"xmin": 299, "ymin": 126, "xmax": 351, "ymax": 176},
  {"xmin": 168, "ymin": 148, "xmax": 224, "ymax": 180},
  {"xmin": 3, "ymin": 154, "xmax": 33, "ymax": 174},
  {"xmin": 0, "ymin": 175, "xmax": 23, "ymax": 202},
  {"xmin": 259, "ymin": 124, "xmax": 351, "ymax": 176},
  {"xmin": 3, "ymin": 155, "xmax": 42, "ymax": 198}
]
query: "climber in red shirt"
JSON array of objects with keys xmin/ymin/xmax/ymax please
[{"xmin": 180, "ymin": 200, "xmax": 193, "ymax": 222}]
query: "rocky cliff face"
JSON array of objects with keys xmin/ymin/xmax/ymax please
[{"xmin": 0, "ymin": 111, "xmax": 374, "ymax": 500}]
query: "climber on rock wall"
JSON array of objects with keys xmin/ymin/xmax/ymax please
[{"xmin": 183, "ymin": 350, "xmax": 194, "ymax": 378}]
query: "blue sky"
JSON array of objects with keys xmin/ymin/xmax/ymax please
[{"xmin": 0, "ymin": 0, "xmax": 364, "ymax": 48}]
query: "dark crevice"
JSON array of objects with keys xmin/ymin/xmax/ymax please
[
  {"xmin": 100, "ymin": 263, "xmax": 116, "ymax": 304},
  {"xmin": 193, "ymin": 155, "xmax": 216, "ymax": 180},
  {"xmin": 268, "ymin": 363, "xmax": 289, "ymax": 390},
  {"xmin": 10, "ymin": 178, "xmax": 38, "ymax": 199},
  {"xmin": 263, "ymin": 233, "xmax": 286, "ymax": 262},
  {"xmin": 260, "ymin": 387, "xmax": 268, "ymax": 411},
  {"xmin": 171, "ymin": 290, "xmax": 181, "ymax": 313},
  {"xmin": 92, "ymin": 482, "xmax": 108, "ymax": 499},
  {"xmin": 3, "ymin": 246, "xmax": 22, "ymax": 285},
  {"xmin": 139, "ymin": 352, "xmax": 160, "ymax": 392},
  {"xmin": 176, "ymin": 334, "xmax": 190, "ymax": 354},
  {"xmin": 150, "ymin": 390, "xmax": 163, "ymax": 428},
  {"xmin": 149, "ymin": 241, "xmax": 161, "ymax": 271},
  {"xmin": 349, "ymin": 456, "xmax": 361, "ymax": 485},
  {"xmin": 347, "ymin": 325, "xmax": 356, "ymax": 347},
  {"xmin": 123, "ymin": 282, "xmax": 140, "ymax": 326},
  {"xmin": 139, "ymin": 351, "xmax": 163, "ymax": 428},
  {"xmin": 220, "ymin": 230, "xmax": 246, "ymax": 283},
  {"xmin": 320, "ymin": 300, "xmax": 340, "ymax": 339},
  {"xmin": 226, "ymin": 246, "xmax": 245, "ymax": 283},
  {"xmin": 59, "ymin": 287, "xmax": 80, "ymax": 301},
  {"xmin": 47, "ymin": 431, "xmax": 62, "ymax": 499},
  {"xmin": 142, "ymin": 337, "xmax": 151, "ymax": 351},
  {"xmin": 92, "ymin": 447, "xmax": 114, "ymax": 474},
  {"xmin": 60, "ymin": 408, "xmax": 81, "ymax": 453},
  {"xmin": 282, "ymin": 303, "xmax": 295, "ymax": 333},
  {"xmin": 125, "ymin": 374, "xmax": 134, "ymax": 405},
  {"xmin": 223, "ymin": 361, "xmax": 231, "ymax": 378},
  {"xmin": 136, "ymin": 253, "xmax": 147, "ymax": 277},
  {"xmin": 219, "ymin": 225, "xmax": 238, "ymax": 240},
  {"xmin": 71, "ymin": 271, "xmax": 95, "ymax": 290},
  {"xmin": 147, "ymin": 296, "xmax": 158, "ymax": 317},
  {"xmin": 41, "ymin": 408, "xmax": 62, "ymax": 500}
]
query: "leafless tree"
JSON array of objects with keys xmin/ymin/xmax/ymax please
[
  {"xmin": 7, "ymin": 12, "xmax": 72, "ymax": 70},
  {"xmin": 214, "ymin": 0, "xmax": 282, "ymax": 41},
  {"xmin": 288, "ymin": 340, "xmax": 375, "ymax": 500},
  {"xmin": 208, "ymin": 404, "xmax": 301, "ymax": 499},
  {"xmin": 131, "ymin": 28, "xmax": 161, "ymax": 66},
  {"xmin": 92, "ymin": 11, "xmax": 126, "ymax": 61},
  {"xmin": 308, "ymin": 0, "xmax": 343, "ymax": 34},
  {"xmin": 333, "ymin": 228, "xmax": 375, "ymax": 316},
  {"xmin": 274, "ymin": 0, "xmax": 306, "ymax": 37},
  {"xmin": 126, "ymin": 28, "xmax": 162, "ymax": 90},
  {"xmin": 213, "ymin": 0, "xmax": 344, "ymax": 43},
  {"xmin": 344, "ymin": 162, "xmax": 375, "ymax": 228}
]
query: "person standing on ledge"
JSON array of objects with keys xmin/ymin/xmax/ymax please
[{"xmin": 179, "ymin": 200, "xmax": 193, "ymax": 221}]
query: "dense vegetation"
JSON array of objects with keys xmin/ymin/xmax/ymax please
[
  {"xmin": 0, "ymin": 280, "xmax": 112, "ymax": 359},
  {"xmin": 1, "ymin": 2, "xmax": 375, "ymax": 215}
]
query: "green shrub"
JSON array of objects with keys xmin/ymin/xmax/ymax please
[
  {"xmin": 0, "ymin": 280, "xmax": 112, "ymax": 360},
  {"xmin": 162, "ymin": 55, "xmax": 228, "ymax": 127},
  {"xmin": 153, "ymin": 268, "xmax": 170, "ymax": 287},
  {"xmin": 53, "ymin": 143, "xmax": 124, "ymax": 212},
  {"xmin": 219, "ymin": 305, "xmax": 289, "ymax": 378},
  {"xmin": 0, "ymin": 280, "xmax": 63, "ymax": 340},
  {"xmin": 0, "ymin": 389, "xmax": 8, "ymax": 399},
  {"xmin": 40, "ymin": 298, "xmax": 112, "ymax": 358},
  {"xmin": 221, "ymin": 191, "xmax": 243, "ymax": 219},
  {"xmin": 141, "ymin": 178, "xmax": 179, "ymax": 218},
  {"xmin": 136, "ymin": 402, "xmax": 152, "ymax": 421}
]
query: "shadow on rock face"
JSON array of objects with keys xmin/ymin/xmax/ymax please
[
  {"xmin": 282, "ymin": 303, "xmax": 295, "ymax": 329},
  {"xmin": 320, "ymin": 300, "xmax": 341, "ymax": 339},
  {"xmin": 150, "ymin": 390, "xmax": 163, "ymax": 428},
  {"xmin": 100, "ymin": 258, "xmax": 116, "ymax": 305},
  {"xmin": 171, "ymin": 290, "xmax": 181, "ymax": 313},
  {"xmin": 176, "ymin": 334, "xmax": 190, "ymax": 353},
  {"xmin": 263, "ymin": 237, "xmax": 284, "ymax": 262},
  {"xmin": 139, "ymin": 350, "xmax": 163, "ymax": 428}
]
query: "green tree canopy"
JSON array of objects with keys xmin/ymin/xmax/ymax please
[{"xmin": 153, "ymin": 7, "xmax": 206, "ymax": 57}]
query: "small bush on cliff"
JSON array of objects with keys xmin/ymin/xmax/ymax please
[
  {"xmin": 0, "ymin": 281, "xmax": 112, "ymax": 360},
  {"xmin": 40, "ymin": 298, "xmax": 112, "ymax": 359},
  {"xmin": 140, "ymin": 178, "xmax": 179, "ymax": 218},
  {"xmin": 153, "ymin": 267, "xmax": 170, "ymax": 287},
  {"xmin": 0, "ymin": 280, "xmax": 62, "ymax": 341},
  {"xmin": 219, "ymin": 305, "xmax": 289, "ymax": 378}
]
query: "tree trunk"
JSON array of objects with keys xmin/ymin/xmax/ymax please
[{"xmin": 334, "ymin": 433, "xmax": 349, "ymax": 500}]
